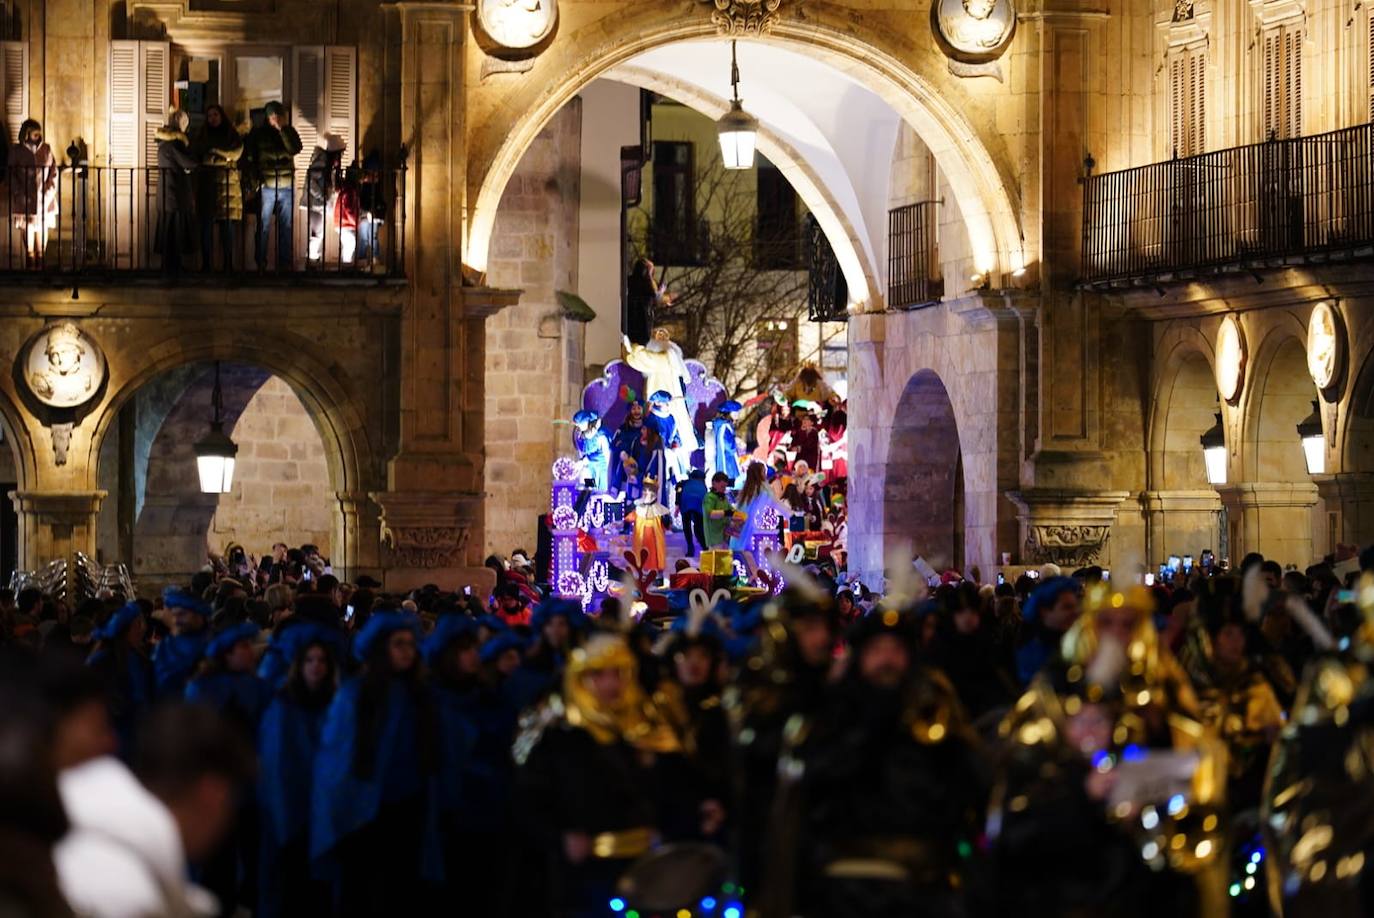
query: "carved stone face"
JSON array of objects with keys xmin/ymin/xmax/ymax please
[
  {"xmin": 480, "ymin": 0, "xmax": 557, "ymax": 49},
  {"xmin": 46, "ymin": 340, "xmax": 84, "ymax": 375},
  {"xmin": 962, "ymin": 0, "xmax": 995, "ymax": 19}
]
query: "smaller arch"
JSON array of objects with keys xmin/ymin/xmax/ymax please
[
  {"xmin": 1147, "ymin": 325, "xmax": 1219, "ymax": 488},
  {"xmin": 1240, "ymin": 318, "xmax": 1315, "ymax": 485},
  {"xmin": 883, "ymin": 369, "xmax": 964, "ymax": 571}
]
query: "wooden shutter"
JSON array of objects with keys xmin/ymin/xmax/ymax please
[
  {"xmin": 1368, "ymin": 12, "xmax": 1374, "ymax": 122},
  {"xmin": 141, "ymin": 42, "xmax": 170, "ymax": 171},
  {"xmin": 1262, "ymin": 24, "xmax": 1302, "ymax": 139},
  {"xmin": 109, "ymin": 41, "xmax": 139, "ymax": 166},
  {"xmin": 1168, "ymin": 46, "xmax": 1206, "ymax": 158},
  {"xmin": 291, "ymin": 46, "xmax": 323, "ymax": 192},
  {"xmin": 1188, "ymin": 50, "xmax": 1205, "ymax": 155},
  {"xmin": 324, "ymin": 46, "xmax": 356, "ymax": 162},
  {"xmin": 0, "ymin": 42, "xmax": 26, "ymax": 146}
]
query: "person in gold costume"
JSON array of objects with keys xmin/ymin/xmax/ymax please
[
  {"xmin": 1262, "ymin": 579, "xmax": 1374, "ymax": 918},
  {"xmin": 986, "ymin": 584, "xmax": 1229, "ymax": 917},
  {"xmin": 514, "ymin": 631, "xmax": 707, "ymax": 917}
]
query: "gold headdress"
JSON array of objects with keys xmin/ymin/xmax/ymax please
[{"xmin": 564, "ymin": 633, "xmax": 684, "ymax": 753}]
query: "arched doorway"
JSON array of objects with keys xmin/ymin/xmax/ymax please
[
  {"xmin": 1147, "ymin": 346, "xmax": 1224, "ymax": 561},
  {"xmin": 884, "ymin": 370, "xmax": 963, "ymax": 571},
  {"xmin": 95, "ymin": 363, "xmax": 339, "ymax": 592},
  {"xmin": 1240, "ymin": 336, "xmax": 1320, "ymax": 564},
  {"xmin": 0, "ymin": 416, "xmax": 20, "ymax": 583}
]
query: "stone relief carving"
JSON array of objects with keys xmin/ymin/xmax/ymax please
[
  {"xmin": 1024, "ymin": 524, "xmax": 1112, "ymax": 566},
  {"xmin": 1172, "ymin": 0, "xmax": 1194, "ymax": 22},
  {"xmin": 477, "ymin": 0, "xmax": 558, "ymax": 50},
  {"xmin": 931, "ymin": 0, "xmax": 1017, "ymax": 63},
  {"xmin": 381, "ymin": 524, "xmax": 471, "ymax": 569},
  {"xmin": 22, "ymin": 322, "xmax": 106, "ymax": 410},
  {"xmin": 702, "ymin": 0, "xmax": 784, "ymax": 35},
  {"xmin": 51, "ymin": 422, "xmax": 73, "ymax": 467}
]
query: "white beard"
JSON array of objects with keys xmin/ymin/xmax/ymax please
[{"xmin": 645, "ymin": 339, "xmax": 670, "ymax": 354}]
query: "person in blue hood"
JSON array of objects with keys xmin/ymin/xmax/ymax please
[
  {"xmin": 85, "ymin": 601, "xmax": 153, "ymax": 757},
  {"xmin": 1014, "ymin": 576, "xmax": 1083, "ymax": 686},
  {"xmin": 258, "ymin": 615, "xmax": 347, "ymax": 693},
  {"xmin": 311, "ymin": 612, "xmax": 442, "ymax": 916},
  {"xmin": 185, "ymin": 619, "xmax": 272, "ymax": 916},
  {"xmin": 506, "ymin": 598, "xmax": 588, "ymax": 711},
  {"xmin": 257, "ymin": 627, "xmax": 338, "ymax": 918},
  {"xmin": 153, "ymin": 586, "xmax": 212, "ymax": 698}
]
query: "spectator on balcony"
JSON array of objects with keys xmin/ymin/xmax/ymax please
[
  {"xmin": 303, "ymin": 133, "xmax": 345, "ymax": 265},
  {"xmin": 246, "ymin": 100, "xmax": 302, "ymax": 273},
  {"xmin": 8, "ymin": 119, "xmax": 57, "ymax": 267},
  {"xmin": 191, "ymin": 104, "xmax": 244, "ymax": 272},
  {"xmin": 357, "ymin": 150, "xmax": 388, "ymax": 272},
  {"xmin": 335, "ymin": 164, "xmax": 362, "ymax": 267},
  {"xmin": 154, "ymin": 110, "xmax": 199, "ymax": 276}
]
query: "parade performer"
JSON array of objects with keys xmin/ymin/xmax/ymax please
[
  {"xmin": 646, "ymin": 390, "xmax": 686, "ymax": 511},
  {"xmin": 572, "ymin": 409, "xmax": 612, "ymax": 493},
  {"xmin": 633, "ymin": 425, "xmax": 671, "ymax": 573},
  {"xmin": 152, "ymin": 586, "xmax": 212, "ymax": 698},
  {"xmin": 85, "ymin": 602, "xmax": 153, "ymax": 756},
  {"xmin": 611, "ymin": 399, "xmax": 649, "ymax": 496},
  {"xmin": 622, "ymin": 327, "xmax": 699, "ymax": 463},
  {"xmin": 706, "ymin": 400, "xmax": 743, "ymax": 487}
]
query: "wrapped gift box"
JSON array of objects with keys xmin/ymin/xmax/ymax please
[{"xmin": 699, "ymin": 549, "xmax": 734, "ymax": 576}]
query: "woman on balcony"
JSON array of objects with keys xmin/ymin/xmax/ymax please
[
  {"xmin": 153, "ymin": 110, "xmax": 199, "ymax": 276},
  {"xmin": 8, "ymin": 119, "xmax": 57, "ymax": 268},
  {"xmin": 192, "ymin": 104, "xmax": 244, "ymax": 272}
]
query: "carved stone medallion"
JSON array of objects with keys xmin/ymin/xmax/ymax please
[
  {"xmin": 932, "ymin": 0, "xmax": 1017, "ymax": 63},
  {"xmin": 22, "ymin": 322, "xmax": 107, "ymax": 410},
  {"xmin": 477, "ymin": 0, "xmax": 558, "ymax": 50},
  {"xmin": 1306, "ymin": 301, "xmax": 1345, "ymax": 393}
]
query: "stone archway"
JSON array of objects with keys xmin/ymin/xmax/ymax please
[
  {"xmin": 883, "ymin": 369, "xmax": 964, "ymax": 572},
  {"xmin": 1144, "ymin": 333, "xmax": 1223, "ymax": 561},
  {"xmin": 464, "ymin": 11, "xmax": 1025, "ymax": 289}
]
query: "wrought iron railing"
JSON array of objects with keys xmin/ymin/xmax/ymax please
[
  {"xmin": 1082, "ymin": 123, "xmax": 1374, "ymax": 284},
  {"xmin": 0, "ymin": 162, "xmax": 406, "ymax": 279},
  {"xmin": 805, "ymin": 213, "xmax": 848, "ymax": 322},
  {"xmin": 888, "ymin": 200, "xmax": 942, "ymax": 309}
]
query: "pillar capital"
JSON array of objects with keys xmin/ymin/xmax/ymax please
[
  {"xmin": 370, "ymin": 489, "xmax": 494, "ymax": 593},
  {"xmin": 1214, "ymin": 481, "xmax": 1320, "ymax": 510},
  {"xmin": 8, "ymin": 489, "xmax": 108, "ymax": 574},
  {"xmin": 1006, "ymin": 488, "xmax": 1130, "ymax": 566}
]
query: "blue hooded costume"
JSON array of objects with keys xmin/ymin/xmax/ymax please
[
  {"xmin": 153, "ymin": 586, "xmax": 212, "ymax": 698},
  {"xmin": 258, "ymin": 620, "xmax": 347, "ymax": 692},
  {"xmin": 710, "ymin": 400, "xmax": 743, "ymax": 484},
  {"xmin": 610, "ymin": 405, "xmax": 649, "ymax": 496},
  {"xmin": 257, "ymin": 631, "xmax": 338, "ymax": 918},
  {"xmin": 423, "ymin": 615, "xmax": 481, "ymax": 816},
  {"xmin": 184, "ymin": 622, "xmax": 273, "ymax": 731},
  {"xmin": 310, "ymin": 613, "xmax": 443, "ymax": 891},
  {"xmin": 506, "ymin": 600, "xmax": 588, "ymax": 712},
  {"xmin": 572, "ymin": 410, "xmax": 612, "ymax": 493},
  {"xmin": 1015, "ymin": 576, "xmax": 1081, "ymax": 686},
  {"xmin": 86, "ymin": 602, "xmax": 154, "ymax": 756}
]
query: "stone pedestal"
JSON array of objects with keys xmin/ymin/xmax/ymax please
[
  {"xmin": 9, "ymin": 490, "xmax": 107, "ymax": 574},
  {"xmin": 1216, "ymin": 482, "xmax": 1319, "ymax": 564},
  {"xmin": 1314, "ymin": 473, "xmax": 1374, "ymax": 554},
  {"xmin": 1141, "ymin": 489, "xmax": 1223, "ymax": 562},
  {"xmin": 1007, "ymin": 488, "xmax": 1130, "ymax": 567},
  {"xmin": 370, "ymin": 490, "xmax": 495, "ymax": 594}
]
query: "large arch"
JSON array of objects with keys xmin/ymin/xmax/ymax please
[
  {"xmin": 883, "ymin": 369, "xmax": 964, "ymax": 571},
  {"xmin": 465, "ymin": 13, "xmax": 1025, "ymax": 295}
]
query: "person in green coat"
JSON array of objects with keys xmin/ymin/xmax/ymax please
[
  {"xmin": 192, "ymin": 104, "xmax": 244, "ymax": 271},
  {"xmin": 245, "ymin": 100, "xmax": 302, "ymax": 271},
  {"xmin": 703, "ymin": 471, "xmax": 735, "ymax": 549}
]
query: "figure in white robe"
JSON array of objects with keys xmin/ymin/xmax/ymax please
[{"xmin": 622, "ymin": 328, "xmax": 698, "ymax": 470}]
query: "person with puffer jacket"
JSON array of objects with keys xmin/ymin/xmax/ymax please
[
  {"xmin": 154, "ymin": 110, "xmax": 199, "ymax": 275},
  {"xmin": 245, "ymin": 100, "xmax": 302, "ymax": 272}
]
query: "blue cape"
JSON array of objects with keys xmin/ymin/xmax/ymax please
[
  {"xmin": 258, "ymin": 693, "xmax": 330, "ymax": 849},
  {"xmin": 352, "ymin": 611, "xmax": 422, "ymax": 663},
  {"xmin": 163, "ymin": 586, "xmax": 211, "ymax": 617},
  {"xmin": 713, "ymin": 417, "xmax": 741, "ymax": 481},
  {"xmin": 573, "ymin": 428, "xmax": 612, "ymax": 492},
  {"xmin": 205, "ymin": 622, "xmax": 260, "ymax": 660},
  {"xmin": 258, "ymin": 621, "xmax": 347, "ymax": 692},
  {"xmin": 92, "ymin": 602, "xmax": 142, "ymax": 642},
  {"xmin": 185, "ymin": 670, "xmax": 272, "ymax": 729},
  {"xmin": 153, "ymin": 631, "xmax": 209, "ymax": 698},
  {"xmin": 422, "ymin": 615, "xmax": 479, "ymax": 667}
]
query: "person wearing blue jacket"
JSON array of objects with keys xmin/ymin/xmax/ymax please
[
  {"xmin": 311, "ymin": 612, "xmax": 442, "ymax": 916},
  {"xmin": 1014, "ymin": 576, "xmax": 1084, "ymax": 686},
  {"xmin": 185, "ymin": 620, "xmax": 272, "ymax": 916},
  {"xmin": 153, "ymin": 586, "xmax": 213, "ymax": 698},
  {"xmin": 85, "ymin": 601, "xmax": 153, "ymax": 757},
  {"xmin": 505, "ymin": 598, "xmax": 589, "ymax": 712},
  {"xmin": 257, "ymin": 625, "xmax": 338, "ymax": 918}
]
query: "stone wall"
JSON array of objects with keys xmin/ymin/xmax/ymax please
[{"xmin": 483, "ymin": 101, "xmax": 584, "ymax": 557}]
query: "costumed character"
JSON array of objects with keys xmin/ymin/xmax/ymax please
[
  {"xmin": 730, "ymin": 462, "xmax": 789, "ymax": 557},
  {"xmin": 783, "ymin": 363, "xmax": 835, "ymax": 407},
  {"xmin": 766, "ymin": 392, "xmax": 793, "ymax": 456},
  {"xmin": 706, "ymin": 400, "xmax": 743, "ymax": 487},
  {"xmin": 572, "ymin": 409, "xmax": 612, "ymax": 493},
  {"xmin": 633, "ymin": 425, "xmax": 671, "ymax": 574},
  {"xmin": 152, "ymin": 586, "xmax": 212, "ymax": 698},
  {"xmin": 513, "ymin": 632, "xmax": 698, "ymax": 915},
  {"xmin": 507, "ymin": 599, "xmax": 591, "ymax": 711},
  {"xmin": 85, "ymin": 602, "xmax": 153, "ymax": 756},
  {"xmin": 257, "ymin": 627, "xmax": 338, "ymax": 918},
  {"xmin": 790, "ymin": 404, "xmax": 823, "ymax": 474},
  {"xmin": 258, "ymin": 616, "xmax": 347, "ymax": 693},
  {"xmin": 990, "ymin": 584, "xmax": 1229, "ymax": 917},
  {"xmin": 611, "ymin": 399, "xmax": 650, "ymax": 496},
  {"xmin": 1261, "ymin": 580, "xmax": 1374, "ymax": 918},
  {"xmin": 646, "ymin": 389, "xmax": 686, "ymax": 513},
  {"xmin": 311, "ymin": 612, "xmax": 443, "ymax": 914},
  {"xmin": 781, "ymin": 605, "xmax": 983, "ymax": 918},
  {"xmin": 622, "ymin": 328, "xmax": 699, "ymax": 468}
]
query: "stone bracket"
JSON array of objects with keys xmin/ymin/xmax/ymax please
[
  {"xmin": 371, "ymin": 490, "xmax": 481, "ymax": 569},
  {"xmin": 1007, "ymin": 488, "xmax": 1130, "ymax": 566}
]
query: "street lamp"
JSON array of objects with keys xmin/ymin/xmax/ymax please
[
  {"xmin": 717, "ymin": 41, "xmax": 758, "ymax": 170},
  {"xmin": 1200, "ymin": 412, "xmax": 1227, "ymax": 485},
  {"xmin": 1296, "ymin": 400, "xmax": 1325, "ymax": 476},
  {"xmin": 194, "ymin": 362, "xmax": 238, "ymax": 494}
]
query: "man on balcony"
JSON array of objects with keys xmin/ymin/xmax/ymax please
[{"xmin": 245, "ymin": 101, "xmax": 302, "ymax": 273}]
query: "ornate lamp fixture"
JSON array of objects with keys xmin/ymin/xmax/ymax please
[
  {"xmin": 1296, "ymin": 400, "xmax": 1325, "ymax": 476},
  {"xmin": 717, "ymin": 41, "xmax": 759, "ymax": 170},
  {"xmin": 1199, "ymin": 412, "xmax": 1227, "ymax": 486},
  {"xmin": 194, "ymin": 362, "xmax": 238, "ymax": 494}
]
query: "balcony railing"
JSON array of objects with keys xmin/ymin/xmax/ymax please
[
  {"xmin": 888, "ymin": 200, "xmax": 942, "ymax": 309},
  {"xmin": 806, "ymin": 213, "xmax": 848, "ymax": 322},
  {"xmin": 0, "ymin": 162, "xmax": 406, "ymax": 280},
  {"xmin": 1082, "ymin": 123, "xmax": 1374, "ymax": 285}
]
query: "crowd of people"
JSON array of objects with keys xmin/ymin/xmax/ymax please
[
  {"xmin": 2, "ymin": 529, "xmax": 1372, "ymax": 918},
  {"xmin": 1, "ymin": 106, "xmax": 388, "ymax": 273}
]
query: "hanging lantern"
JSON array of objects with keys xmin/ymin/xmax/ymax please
[
  {"xmin": 1296, "ymin": 400, "xmax": 1325, "ymax": 476},
  {"xmin": 717, "ymin": 41, "xmax": 759, "ymax": 170},
  {"xmin": 194, "ymin": 362, "xmax": 238, "ymax": 494},
  {"xmin": 1199, "ymin": 412, "xmax": 1227, "ymax": 486}
]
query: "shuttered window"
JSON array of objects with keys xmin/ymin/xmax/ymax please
[
  {"xmin": 291, "ymin": 45, "xmax": 356, "ymax": 193},
  {"xmin": 0, "ymin": 42, "xmax": 27, "ymax": 146},
  {"xmin": 108, "ymin": 40, "xmax": 170, "ymax": 167},
  {"xmin": 1261, "ymin": 23, "xmax": 1303, "ymax": 139},
  {"xmin": 1367, "ymin": 12, "xmax": 1374, "ymax": 122},
  {"xmin": 1169, "ymin": 44, "xmax": 1206, "ymax": 157}
]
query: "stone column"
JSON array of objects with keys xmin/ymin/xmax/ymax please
[
  {"xmin": 1314, "ymin": 473, "xmax": 1374, "ymax": 552},
  {"xmin": 9, "ymin": 490, "xmax": 106, "ymax": 574},
  {"xmin": 1216, "ymin": 482, "xmax": 1319, "ymax": 564},
  {"xmin": 1141, "ymin": 489, "xmax": 1223, "ymax": 561},
  {"xmin": 374, "ymin": 6, "xmax": 519, "ymax": 590},
  {"xmin": 1007, "ymin": 488, "xmax": 1130, "ymax": 568}
]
